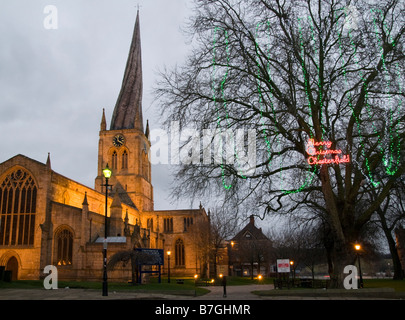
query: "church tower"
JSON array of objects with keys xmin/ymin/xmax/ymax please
[{"xmin": 95, "ymin": 10, "xmax": 153, "ymax": 212}]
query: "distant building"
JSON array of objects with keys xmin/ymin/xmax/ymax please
[
  {"xmin": 228, "ymin": 215, "xmax": 273, "ymax": 277},
  {"xmin": 0, "ymin": 11, "xmax": 209, "ymax": 282}
]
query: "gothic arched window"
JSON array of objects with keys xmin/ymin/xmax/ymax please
[
  {"xmin": 0, "ymin": 169, "xmax": 37, "ymax": 246},
  {"xmin": 164, "ymin": 218, "xmax": 173, "ymax": 232},
  {"xmin": 175, "ymin": 238, "xmax": 185, "ymax": 266},
  {"xmin": 122, "ymin": 150, "xmax": 128, "ymax": 169},
  {"xmin": 55, "ymin": 228, "xmax": 73, "ymax": 266},
  {"xmin": 112, "ymin": 151, "xmax": 118, "ymax": 170}
]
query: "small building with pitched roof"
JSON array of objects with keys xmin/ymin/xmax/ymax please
[{"xmin": 228, "ymin": 215, "xmax": 273, "ymax": 277}]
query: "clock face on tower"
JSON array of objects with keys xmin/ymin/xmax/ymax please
[{"xmin": 113, "ymin": 134, "xmax": 125, "ymax": 147}]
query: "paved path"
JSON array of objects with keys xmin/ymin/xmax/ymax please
[
  {"xmin": 192, "ymin": 284, "xmax": 274, "ymax": 300},
  {"xmin": 0, "ymin": 285, "xmax": 272, "ymax": 300},
  {"xmin": 0, "ymin": 284, "xmax": 402, "ymax": 300},
  {"xmin": 0, "ymin": 287, "xmax": 184, "ymax": 300},
  {"xmin": 2, "ymin": 285, "xmax": 395, "ymax": 320}
]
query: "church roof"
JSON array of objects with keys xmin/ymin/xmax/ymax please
[{"xmin": 110, "ymin": 10, "xmax": 144, "ymax": 131}]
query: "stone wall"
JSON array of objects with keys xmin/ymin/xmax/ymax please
[{"xmin": 0, "ymin": 155, "xmax": 210, "ymax": 282}]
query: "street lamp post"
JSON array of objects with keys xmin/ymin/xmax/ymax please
[
  {"xmin": 290, "ymin": 260, "xmax": 295, "ymax": 282},
  {"xmin": 219, "ymin": 273, "xmax": 227, "ymax": 298},
  {"xmin": 167, "ymin": 250, "xmax": 171, "ymax": 283},
  {"xmin": 194, "ymin": 274, "xmax": 198, "ymax": 297},
  {"xmin": 102, "ymin": 164, "xmax": 112, "ymax": 296},
  {"xmin": 257, "ymin": 274, "xmax": 263, "ymax": 286},
  {"xmin": 354, "ymin": 243, "xmax": 364, "ymax": 288}
]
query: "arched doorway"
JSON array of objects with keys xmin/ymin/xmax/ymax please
[{"xmin": 6, "ymin": 256, "xmax": 18, "ymax": 280}]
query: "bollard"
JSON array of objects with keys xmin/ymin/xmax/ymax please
[{"xmin": 222, "ymin": 276, "xmax": 227, "ymax": 298}]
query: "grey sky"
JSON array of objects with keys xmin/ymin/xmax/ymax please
[{"xmin": 0, "ymin": 0, "xmax": 193, "ymax": 210}]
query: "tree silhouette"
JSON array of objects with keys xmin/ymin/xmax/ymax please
[
  {"xmin": 156, "ymin": 0, "xmax": 405, "ymax": 287},
  {"xmin": 107, "ymin": 250, "xmax": 156, "ymax": 285}
]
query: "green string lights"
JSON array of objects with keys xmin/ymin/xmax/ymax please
[
  {"xmin": 212, "ymin": 27, "xmax": 232, "ymax": 190},
  {"xmin": 255, "ymin": 22, "xmax": 274, "ymax": 163},
  {"xmin": 212, "ymin": 27, "xmax": 248, "ymax": 190},
  {"xmin": 211, "ymin": 6, "xmax": 402, "ymax": 191},
  {"xmin": 371, "ymin": 9, "xmax": 402, "ymax": 176},
  {"xmin": 336, "ymin": 8, "xmax": 380, "ymax": 187},
  {"xmin": 335, "ymin": 7, "xmax": 402, "ymax": 186}
]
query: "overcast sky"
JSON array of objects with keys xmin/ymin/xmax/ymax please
[
  {"xmin": 0, "ymin": 0, "xmax": 275, "ymax": 235},
  {"xmin": 0, "ymin": 0, "xmax": 196, "ymax": 210}
]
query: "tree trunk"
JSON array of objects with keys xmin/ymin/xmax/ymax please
[
  {"xmin": 212, "ymin": 252, "xmax": 218, "ymax": 278},
  {"xmin": 386, "ymin": 231, "xmax": 404, "ymax": 280},
  {"xmin": 377, "ymin": 207, "xmax": 404, "ymax": 280},
  {"xmin": 311, "ymin": 264, "xmax": 315, "ymax": 282},
  {"xmin": 320, "ymin": 165, "xmax": 361, "ymax": 288},
  {"xmin": 328, "ymin": 239, "xmax": 355, "ymax": 288},
  {"xmin": 131, "ymin": 256, "xmax": 137, "ymax": 285}
]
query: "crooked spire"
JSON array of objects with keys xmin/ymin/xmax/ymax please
[{"xmin": 110, "ymin": 10, "xmax": 144, "ymax": 131}]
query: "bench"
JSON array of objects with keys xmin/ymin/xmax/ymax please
[
  {"xmin": 273, "ymin": 279, "xmax": 291, "ymax": 289},
  {"xmin": 274, "ymin": 278, "xmax": 330, "ymax": 289},
  {"xmin": 274, "ymin": 279, "xmax": 309, "ymax": 289},
  {"xmin": 176, "ymin": 279, "xmax": 184, "ymax": 284}
]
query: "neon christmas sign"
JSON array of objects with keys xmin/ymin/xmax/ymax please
[{"xmin": 306, "ymin": 139, "xmax": 350, "ymax": 165}]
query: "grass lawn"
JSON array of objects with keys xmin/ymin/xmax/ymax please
[
  {"xmin": 266, "ymin": 278, "xmax": 405, "ymax": 292},
  {"xmin": 364, "ymin": 279, "xmax": 405, "ymax": 292},
  {"xmin": 3, "ymin": 276, "xmax": 402, "ymax": 294},
  {"xmin": 0, "ymin": 276, "xmax": 211, "ymax": 296}
]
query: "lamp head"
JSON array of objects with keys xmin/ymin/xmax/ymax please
[{"xmin": 103, "ymin": 164, "xmax": 112, "ymax": 179}]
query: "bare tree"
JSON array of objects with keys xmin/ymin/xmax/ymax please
[
  {"xmin": 236, "ymin": 234, "xmax": 272, "ymax": 279},
  {"xmin": 369, "ymin": 180, "xmax": 405, "ymax": 279},
  {"xmin": 269, "ymin": 222, "xmax": 326, "ymax": 279},
  {"xmin": 207, "ymin": 207, "xmax": 240, "ymax": 277},
  {"xmin": 155, "ymin": 0, "xmax": 405, "ymax": 287},
  {"xmin": 187, "ymin": 213, "xmax": 211, "ymax": 278}
]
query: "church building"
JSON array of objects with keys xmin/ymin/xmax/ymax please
[{"xmin": 0, "ymin": 11, "xmax": 209, "ymax": 282}]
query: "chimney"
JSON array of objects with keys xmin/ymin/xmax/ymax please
[{"xmin": 250, "ymin": 215, "xmax": 254, "ymax": 225}]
